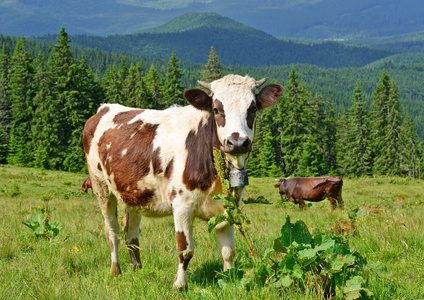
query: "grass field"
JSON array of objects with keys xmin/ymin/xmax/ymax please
[{"xmin": 0, "ymin": 164, "xmax": 423, "ymax": 299}]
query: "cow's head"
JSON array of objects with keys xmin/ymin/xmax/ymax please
[{"xmin": 183, "ymin": 75, "xmax": 284, "ymax": 169}]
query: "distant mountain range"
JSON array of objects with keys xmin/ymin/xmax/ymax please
[
  {"xmin": 31, "ymin": 13, "xmax": 394, "ymax": 68},
  {"xmin": 1, "ymin": 0, "xmax": 424, "ymax": 40}
]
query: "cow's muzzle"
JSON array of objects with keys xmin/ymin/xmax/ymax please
[{"xmin": 224, "ymin": 136, "xmax": 252, "ymax": 155}]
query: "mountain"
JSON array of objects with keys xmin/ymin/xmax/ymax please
[
  {"xmin": 31, "ymin": 13, "xmax": 393, "ymax": 68},
  {"xmin": 1, "ymin": 0, "xmax": 424, "ymax": 40}
]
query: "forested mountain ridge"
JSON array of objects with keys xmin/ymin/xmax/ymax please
[
  {"xmin": 1, "ymin": 30, "xmax": 423, "ymax": 178},
  {"xmin": 1, "ymin": 0, "xmax": 424, "ymax": 39},
  {"xmin": 31, "ymin": 13, "xmax": 393, "ymax": 69}
]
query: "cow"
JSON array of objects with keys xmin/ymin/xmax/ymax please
[
  {"xmin": 82, "ymin": 74, "xmax": 283, "ymax": 290},
  {"xmin": 274, "ymin": 176, "xmax": 344, "ymax": 210},
  {"xmin": 81, "ymin": 177, "xmax": 92, "ymax": 194}
]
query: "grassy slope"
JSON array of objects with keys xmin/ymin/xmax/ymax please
[{"xmin": 0, "ymin": 165, "xmax": 423, "ymax": 298}]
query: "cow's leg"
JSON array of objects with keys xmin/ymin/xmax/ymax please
[
  {"xmin": 98, "ymin": 191, "xmax": 121, "ymax": 275},
  {"xmin": 172, "ymin": 204, "xmax": 194, "ymax": 291},
  {"xmin": 336, "ymin": 190, "xmax": 344, "ymax": 209},
  {"xmin": 123, "ymin": 206, "xmax": 142, "ymax": 269},
  {"xmin": 215, "ymin": 221, "xmax": 235, "ymax": 271},
  {"xmin": 328, "ymin": 197, "xmax": 337, "ymax": 211},
  {"xmin": 297, "ymin": 198, "xmax": 307, "ymax": 210}
]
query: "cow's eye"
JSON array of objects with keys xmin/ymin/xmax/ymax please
[{"xmin": 213, "ymin": 108, "xmax": 219, "ymax": 115}]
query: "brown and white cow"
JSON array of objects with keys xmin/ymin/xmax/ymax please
[
  {"xmin": 274, "ymin": 176, "xmax": 344, "ymax": 210},
  {"xmin": 82, "ymin": 74, "xmax": 283, "ymax": 290}
]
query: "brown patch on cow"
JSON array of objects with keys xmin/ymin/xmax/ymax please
[
  {"xmin": 176, "ymin": 231, "xmax": 192, "ymax": 271},
  {"xmin": 246, "ymin": 101, "xmax": 257, "ymax": 130},
  {"xmin": 179, "ymin": 189, "xmax": 183, "ymax": 195},
  {"xmin": 182, "ymin": 114, "xmax": 219, "ymax": 191},
  {"xmin": 120, "ymin": 189, "xmax": 155, "ymax": 207},
  {"xmin": 97, "ymin": 163, "xmax": 102, "ymax": 171},
  {"xmin": 112, "ymin": 109, "xmax": 144, "ymax": 124},
  {"xmin": 98, "ymin": 109, "xmax": 161, "ymax": 207},
  {"xmin": 213, "ymin": 99, "xmax": 226, "ymax": 127},
  {"xmin": 169, "ymin": 189, "xmax": 177, "ymax": 201},
  {"xmin": 230, "ymin": 132, "xmax": 240, "ymax": 139},
  {"xmin": 152, "ymin": 148, "xmax": 163, "ymax": 175},
  {"xmin": 164, "ymin": 158, "xmax": 174, "ymax": 180},
  {"xmin": 83, "ymin": 106, "xmax": 110, "ymax": 155}
]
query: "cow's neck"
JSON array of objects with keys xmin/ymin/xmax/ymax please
[{"xmin": 182, "ymin": 112, "xmax": 221, "ymax": 191}]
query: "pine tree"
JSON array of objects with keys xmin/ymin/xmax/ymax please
[
  {"xmin": 371, "ymin": 70, "xmax": 403, "ymax": 175},
  {"xmin": 162, "ymin": 53, "xmax": 185, "ymax": 108},
  {"xmin": 0, "ymin": 124, "xmax": 7, "ymax": 163},
  {"xmin": 335, "ymin": 109, "xmax": 350, "ymax": 175},
  {"xmin": 280, "ymin": 68, "xmax": 312, "ymax": 176},
  {"xmin": 32, "ymin": 53, "xmax": 51, "ymax": 168},
  {"xmin": 63, "ymin": 58, "xmax": 102, "ymax": 172},
  {"xmin": 145, "ymin": 64, "xmax": 161, "ymax": 109},
  {"xmin": 296, "ymin": 135, "xmax": 329, "ymax": 177},
  {"xmin": 31, "ymin": 28, "xmax": 74, "ymax": 169},
  {"xmin": 338, "ymin": 81, "xmax": 372, "ymax": 176},
  {"xmin": 200, "ymin": 46, "xmax": 223, "ymax": 83},
  {"xmin": 0, "ymin": 43, "xmax": 11, "ymax": 141},
  {"xmin": 308, "ymin": 94, "xmax": 337, "ymax": 171},
  {"xmin": 255, "ymin": 125, "xmax": 282, "ymax": 177},
  {"xmin": 401, "ymin": 114, "xmax": 419, "ymax": 177},
  {"xmin": 8, "ymin": 37, "xmax": 35, "ymax": 166},
  {"xmin": 103, "ymin": 65, "xmax": 122, "ymax": 104}
]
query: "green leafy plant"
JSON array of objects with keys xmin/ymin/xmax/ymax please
[
  {"xmin": 217, "ymin": 216, "xmax": 390, "ymax": 299},
  {"xmin": 23, "ymin": 191, "xmax": 63, "ymax": 240}
]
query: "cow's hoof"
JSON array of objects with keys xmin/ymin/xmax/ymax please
[
  {"xmin": 172, "ymin": 284, "xmax": 188, "ymax": 292},
  {"xmin": 110, "ymin": 262, "xmax": 122, "ymax": 276},
  {"xmin": 130, "ymin": 263, "xmax": 142, "ymax": 270}
]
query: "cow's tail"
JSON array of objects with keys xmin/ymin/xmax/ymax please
[{"xmin": 313, "ymin": 177, "xmax": 343, "ymax": 190}]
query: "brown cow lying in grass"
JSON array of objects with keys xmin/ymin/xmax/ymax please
[{"xmin": 274, "ymin": 176, "xmax": 344, "ymax": 210}]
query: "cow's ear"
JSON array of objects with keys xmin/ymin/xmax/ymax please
[
  {"xmin": 257, "ymin": 84, "xmax": 284, "ymax": 110},
  {"xmin": 183, "ymin": 89, "xmax": 212, "ymax": 112}
]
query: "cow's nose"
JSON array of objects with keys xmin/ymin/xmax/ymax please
[{"xmin": 224, "ymin": 136, "xmax": 252, "ymax": 154}]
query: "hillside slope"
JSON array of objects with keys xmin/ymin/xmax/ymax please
[
  {"xmin": 36, "ymin": 13, "xmax": 392, "ymax": 68},
  {"xmin": 1, "ymin": 0, "xmax": 424, "ymax": 39}
]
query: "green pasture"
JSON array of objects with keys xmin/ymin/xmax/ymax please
[{"xmin": 0, "ymin": 165, "xmax": 423, "ymax": 299}]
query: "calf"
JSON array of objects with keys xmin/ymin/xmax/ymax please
[
  {"xmin": 274, "ymin": 176, "xmax": 344, "ymax": 210},
  {"xmin": 83, "ymin": 74, "xmax": 283, "ymax": 290}
]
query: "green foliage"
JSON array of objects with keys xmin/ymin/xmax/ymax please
[
  {"xmin": 22, "ymin": 194, "xmax": 63, "ymax": 240},
  {"xmin": 271, "ymin": 216, "xmax": 380, "ymax": 299},
  {"xmin": 162, "ymin": 52, "xmax": 185, "ymax": 107},
  {"xmin": 200, "ymin": 46, "xmax": 224, "ymax": 83},
  {"xmin": 218, "ymin": 216, "xmax": 389, "ymax": 299}
]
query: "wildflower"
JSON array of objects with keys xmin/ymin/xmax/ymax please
[{"xmin": 72, "ymin": 245, "xmax": 80, "ymax": 253}]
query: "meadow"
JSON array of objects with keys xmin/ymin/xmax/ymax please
[{"xmin": 0, "ymin": 164, "xmax": 423, "ymax": 299}]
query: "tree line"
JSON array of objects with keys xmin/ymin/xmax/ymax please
[{"xmin": 0, "ymin": 29, "xmax": 422, "ymax": 177}]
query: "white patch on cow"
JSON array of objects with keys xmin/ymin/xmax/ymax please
[
  {"xmin": 121, "ymin": 149, "xmax": 127, "ymax": 157},
  {"xmin": 106, "ymin": 143, "xmax": 111, "ymax": 150}
]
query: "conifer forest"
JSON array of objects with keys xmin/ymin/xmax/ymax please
[{"xmin": 0, "ymin": 29, "xmax": 422, "ymax": 178}]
